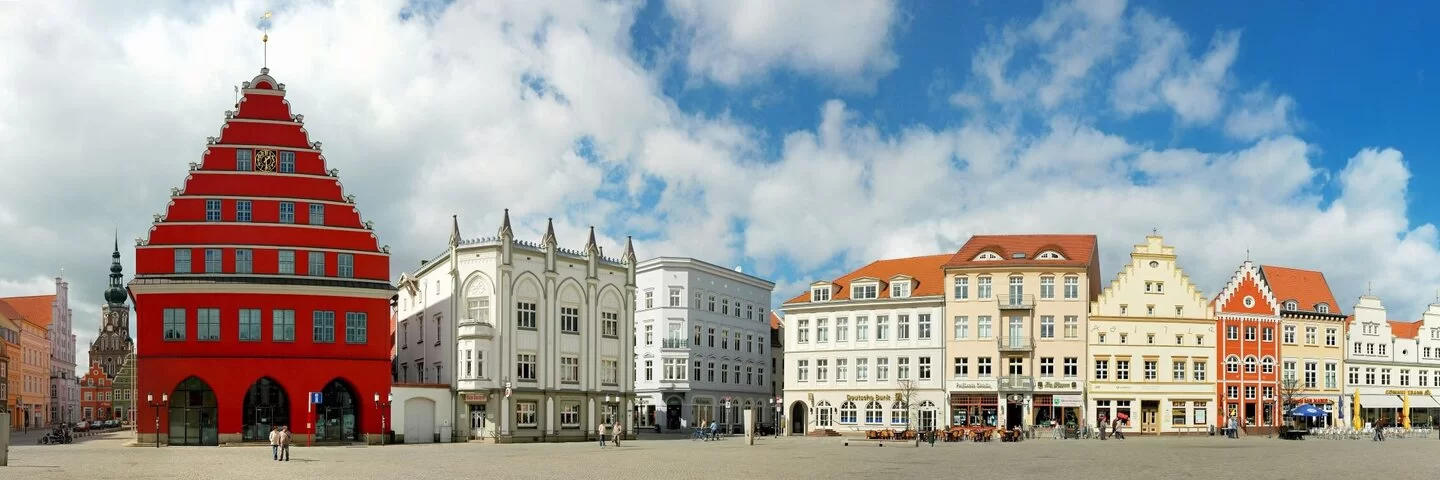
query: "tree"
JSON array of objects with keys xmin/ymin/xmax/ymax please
[
  {"xmin": 1278, "ymin": 377, "xmax": 1303, "ymax": 428},
  {"xmin": 897, "ymin": 379, "xmax": 921, "ymax": 444}
]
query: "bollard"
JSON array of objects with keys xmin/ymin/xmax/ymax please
[{"xmin": 1, "ymin": 413, "xmax": 10, "ymax": 466}]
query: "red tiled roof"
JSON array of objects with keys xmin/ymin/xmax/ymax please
[
  {"xmin": 784, "ymin": 254, "xmax": 952, "ymax": 305},
  {"xmin": 0, "ymin": 299, "xmax": 24, "ymax": 324},
  {"xmin": 1259, "ymin": 265, "xmax": 1341, "ymax": 315},
  {"xmin": 770, "ymin": 311, "xmax": 783, "ymax": 329},
  {"xmin": 944, "ymin": 234, "xmax": 1097, "ymax": 268},
  {"xmin": 1389, "ymin": 320, "xmax": 1422, "ymax": 339},
  {"xmin": 0, "ymin": 294, "xmax": 55, "ymax": 327}
]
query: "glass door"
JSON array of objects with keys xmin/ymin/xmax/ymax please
[{"xmin": 1008, "ymin": 317, "xmax": 1024, "ymax": 348}]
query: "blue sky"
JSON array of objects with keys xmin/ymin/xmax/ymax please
[{"xmin": 3, "ymin": 0, "xmax": 1440, "ymax": 362}]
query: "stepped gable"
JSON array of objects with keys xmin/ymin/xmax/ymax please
[{"xmin": 135, "ymin": 67, "xmax": 388, "ymax": 281}]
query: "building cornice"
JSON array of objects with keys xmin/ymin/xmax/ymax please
[
  {"xmin": 128, "ymin": 275, "xmax": 395, "ymax": 298},
  {"xmin": 636, "ymin": 257, "xmax": 776, "ymax": 289},
  {"xmin": 781, "ymin": 295, "xmax": 944, "ymax": 313},
  {"xmin": 943, "ymin": 265, "xmax": 1089, "ymax": 274},
  {"xmin": 138, "ymin": 243, "xmax": 387, "ymax": 257},
  {"xmin": 1089, "ymin": 315, "xmax": 1216, "ymax": 325}
]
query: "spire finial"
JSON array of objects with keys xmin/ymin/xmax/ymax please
[
  {"xmin": 623, "ymin": 236, "xmax": 636, "ymax": 264},
  {"xmin": 260, "ymin": 11, "xmax": 274, "ymax": 69},
  {"xmin": 449, "ymin": 214, "xmax": 461, "ymax": 247},
  {"xmin": 497, "ymin": 208, "xmax": 513, "ymax": 239},
  {"xmin": 541, "ymin": 218, "xmax": 557, "ymax": 247},
  {"xmin": 586, "ymin": 226, "xmax": 598, "ymax": 250},
  {"xmin": 1152, "ymin": 226, "xmax": 1158, "ymax": 236},
  {"xmin": 1245, "ymin": 247, "xmax": 1250, "ymax": 262}
]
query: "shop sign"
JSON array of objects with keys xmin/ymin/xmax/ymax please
[
  {"xmin": 952, "ymin": 379, "xmax": 997, "ymax": 390},
  {"xmin": 1384, "ymin": 389, "xmax": 1431, "ymax": 396},
  {"xmin": 1035, "ymin": 380, "xmax": 1082, "ymax": 391},
  {"xmin": 464, "ymin": 393, "xmax": 488, "ymax": 404},
  {"xmin": 846, "ymin": 394, "xmax": 894, "ymax": 402},
  {"xmin": 1053, "ymin": 395, "xmax": 1083, "ymax": 407}
]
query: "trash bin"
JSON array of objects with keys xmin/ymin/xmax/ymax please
[
  {"xmin": 1209, "ymin": 425, "xmax": 1215, "ymax": 436},
  {"xmin": 1064, "ymin": 425, "xmax": 1077, "ymax": 439}
]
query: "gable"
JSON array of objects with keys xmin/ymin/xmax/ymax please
[{"xmin": 1213, "ymin": 262, "xmax": 1279, "ymax": 316}]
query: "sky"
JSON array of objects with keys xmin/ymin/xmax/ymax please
[{"xmin": 2, "ymin": 0, "xmax": 1438, "ymax": 373}]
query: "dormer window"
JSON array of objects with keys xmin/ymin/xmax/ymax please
[
  {"xmin": 1316, "ymin": 303, "xmax": 1330, "ymax": 314},
  {"xmin": 811, "ymin": 286, "xmax": 831, "ymax": 302},
  {"xmin": 891, "ymin": 281, "xmax": 911, "ymax": 298},
  {"xmin": 1036, "ymin": 251, "xmax": 1065, "ymax": 260},
  {"xmin": 975, "ymin": 251, "xmax": 1002, "ymax": 261},
  {"xmin": 851, "ymin": 283, "xmax": 879, "ymax": 300},
  {"xmin": 1283, "ymin": 300, "xmax": 1298, "ymax": 311}
]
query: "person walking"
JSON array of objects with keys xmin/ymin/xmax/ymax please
[
  {"xmin": 279, "ymin": 426, "xmax": 292, "ymax": 461},
  {"xmin": 1098, "ymin": 415, "xmax": 1107, "ymax": 440},
  {"xmin": 611, "ymin": 420, "xmax": 623, "ymax": 447},
  {"xmin": 1113, "ymin": 417, "xmax": 1126, "ymax": 440},
  {"xmin": 598, "ymin": 421, "xmax": 609, "ymax": 447},
  {"xmin": 268, "ymin": 426, "xmax": 281, "ymax": 461}
]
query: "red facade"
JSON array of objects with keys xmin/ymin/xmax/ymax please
[
  {"xmin": 1213, "ymin": 261, "xmax": 1283, "ymax": 433},
  {"xmin": 80, "ymin": 364, "xmax": 113, "ymax": 421},
  {"xmin": 129, "ymin": 68, "xmax": 394, "ymax": 446}
]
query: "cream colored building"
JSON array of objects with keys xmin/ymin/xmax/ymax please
[
  {"xmin": 943, "ymin": 235, "xmax": 1098, "ymax": 430},
  {"xmin": 1087, "ymin": 235, "xmax": 1216, "ymax": 435},
  {"xmin": 1260, "ymin": 265, "xmax": 1346, "ymax": 422}
]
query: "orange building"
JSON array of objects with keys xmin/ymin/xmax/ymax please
[
  {"xmin": 1211, "ymin": 261, "xmax": 1282, "ymax": 434},
  {"xmin": 0, "ymin": 295, "xmax": 55, "ymax": 429},
  {"xmin": 80, "ymin": 364, "xmax": 113, "ymax": 420}
]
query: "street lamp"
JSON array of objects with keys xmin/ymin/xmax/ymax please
[
  {"xmin": 770, "ymin": 397, "xmax": 783, "ymax": 437},
  {"xmin": 147, "ymin": 393, "xmax": 168, "ymax": 448},
  {"xmin": 373, "ymin": 392, "xmax": 393, "ymax": 445}
]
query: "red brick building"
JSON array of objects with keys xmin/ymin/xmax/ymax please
[
  {"xmin": 129, "ymin": 67, "xmax": 394, "ymax": 446},
  {"xmin": 80, "ymin": 364, "xmax": 113, "ymax": 421},
  {"xmin": 1212, "ymin": 260, "xmax": 1282, "ymax": 434}
]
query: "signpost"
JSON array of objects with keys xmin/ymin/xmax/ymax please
[{"xmin": 309, "ymin": 391, "xmax": 321, "ymax": 447}]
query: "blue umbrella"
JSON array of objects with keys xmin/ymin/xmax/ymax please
[{"xmin": 1290, "ymin": 404, "xmax": 1326, "ymax": 418}]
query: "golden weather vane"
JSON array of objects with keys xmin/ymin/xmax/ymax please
[{"xmin": 261, "ymin": 11, "xmax": 274, "ymax": 69}]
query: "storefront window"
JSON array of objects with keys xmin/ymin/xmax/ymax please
[
  {"xmin": 1171, "ymin": 401, "xmax": 1186, "ymax": 425},
  {"xmin": 1193, "ymin": 402, "xmax": 1208, "ymax": 425}
]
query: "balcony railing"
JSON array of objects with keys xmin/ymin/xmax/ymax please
[
  {"xmin": 996, "ymin": 294, "xmax": 1035, "ymax": 310},
  {"xmin": 662, "ymin": 339, "xmax": 689, "ymax": 349},
  {"xmin": 458, "ymin": 319, "xmax": 495, "ymax": 339},
  {"xmin": 996, "ymin": 335, "xmax": 1034, "ymax": 352},
  {"xmin": 997, "ymin": 375, "xmax": 1034, "ymax": 392}
]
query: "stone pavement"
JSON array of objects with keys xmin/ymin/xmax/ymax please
[{"xmin": 3, "ymin": 431, "xmax": 1436, "ymax": 479}]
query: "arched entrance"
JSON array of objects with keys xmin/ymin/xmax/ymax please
[
  {"xmin": 666, "ymin": 397, "xmax": 682, "ymax": 430},
  {"xmin": 316, "ymin": 378, "xmax": 360, "ymax": 442},
  {"xmin": 242, "ymin": 377, "xmax": 290, "ymax": 442},
  {"xmin": 789, "ymin": 402, "xmax": 808, "ymax": 436},
  {"xmin": 169, "ymin": 376, "xmax": 219, "ymax": 446}
]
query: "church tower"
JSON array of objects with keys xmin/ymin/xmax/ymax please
[{"xmin": 90, "ymin": 234, "xmax": 135, "ymax": 378}]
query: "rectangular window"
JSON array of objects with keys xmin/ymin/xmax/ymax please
[
  {"xmin": 897, "ymin": 357, "xmax": 910, "ymax": 380},
  {"xmin": 1305, "ymin": 326, "xmax": 1317, "ymax": 345},
  {"xmin": 977, "ymin": 316, "xmax": 992, "ymax": 339},
  {"xmin": 205, "ymin": 199, "xmax": 222, "ymax": 222},
  {"xmin": 977, "ymin": 357, "xmax": 992, "ymax": 377},
  {"xmin": 1304, "ymin": 361, "xmax": 1317, "ymax": 388},
  {"xmin": 1325, "ymin": 363, "xmax": 1337, "ymax": 389},
  {"xmin": 835, "ymin": 359, "xmax": 847, "ymax": 381},
  {"xmin": 876, "ymin": 316, "xmax": 889, "ymax": 341},
  {"xmin": 919, "ymin": 357, "xmax": 932, "ymax": 380},
  {"xmin": 918, "ymin": 314, "xmax": 931, "ymax": 340},
  {"xmin": 238, "ymin": 309, "xmax": 262, "ymax": 341},
  {"xmin": 236, "ymin": 200, "xmax": 252, "ymax": 222},
  {"xmin": 953, "ymin": 357, "xmax": 969, "ymax": 377},
  {"xmin": 163, "ymin": 308, "xmax": 186, "ymax": 341},
  {"xmin": 1245, "ymin": 326, "xmax": 1256, "ymax": 340},
  {"xmin": 1326, "ymin": 328, "xmax": 1337, "ymax": 346},
  {"xmin": 559, "ymin": 307, "xmax": 579, "ymax": 333},
  {"xmin": 897, "ymin": 315, "xmax": 910, "ymax": 340},
  {"xmin": 670, "ymin": 288, "xmax": 682, "ymax": 307},
  {"xmin": 197, "ymin": 308, "xmax": 220, "ymax": 341},
  {"xmin": 272, "ymin": 310, "xmax": 295, "ymax": 342},
  {"xmin": 1172, "ymin": 361, "xmax": 1186, "ymax": 381},
  {"xmin": 236, "ymin": 149, "xmax": 252, "ymax": 170},
  {"xmin": 279, "ymin": 151, "xmax": 295, "ymax": 173},
  {"xmin": 517, "ymin": 302, "xmax": 537, "ymax": 329},
  {"xmin": 1227, "ymin": 325, "xmax": 1239, "ymax": 340},
  {"xmin": 835, "ymin": 318, "xmax": 849, "ymax": 342},
  {"xmin": 602, "ymin": 311, "xmax": 618, "ymax": 337},
  {"xmin": 954, "ymin": 276, "xmax": 969, "ymax": 300},
  {"xmin": 1039, "ymin": 357, "xmax": 1054, "ymax": 377},
  {"xmin": 876, "ymin": 358, "xmax": 889, "ymax": 381},
  {"xmin": 602, "ymin": 359, "xmax": 618, "ymax": 384},
  {"xmin": 1283, "ymin": 325, "xmax": 1296, "ymax": 343},
  {"xmin": 312, "ymin": 311, "xmax": 336, "ymax": 343},
  {"xmin": 1040, "ymin": 316, "xmax": 1055, "ymax": 339},
  {"xmin": 517, "ymin": 354, "xmax": 537, "ymax": 381},
  {"xmin": 345, "ymin": 312, "xmax": 367, "ymax": 344},
  {"xmin": 1063, "ymin": 357, "xmax": 1078, "ymax": 378},
  {"xmin": 978, "ymin": 277, "xmax": 992, "ymax": 299},
  {"xmin": 205, "ymin": 248, "xmax": 223, "ymax": 273},
  {"xmin": 797, "ymin": 360, "xmax": 809, "ymax": 382},
  {"xmin": 174, "ymin": 249, "xmax": 191, "ymax": 273},
  {"xmin": 953, "ymin": 316, "xmax": 968, "ymax": 340},
  {"xmin": 235, "ymin": 249, "xmax": 253, "ymax": 274},
  {"xmin": 1064, "ymin": 316, "xmax": 1078, "ymax": 338},
  {"xmin": 856, "ymin": 316, "xmax": 869, "ymax": 341},
  {"xmin": 309, "ymin": 203, "xmax": 325, "ymax": 225},
  {"xmin": 1094, "ymin": 359, "xmax": 1108, "ymax": 380},
  {"xmin": 1143, "ymin": 360, "xmax": 1157, "ymax": 380},
  {"xmin": 561, "ymin": 356, "xmax": 580, "ymax": 383},
  {"xmin": 279, "ymin": 202, "xmax": 295, "ymax": 223},
  {"xmin": 278, "ymin": 250, "xmax": 295, "ymax": 275},
  {"xmin": 1063, "ymin": 276, "xmax": 1079, "ymax": 299},
  {"xmin": 308, "ymin": 251, "xmax": 325, "ymax": 276},
  {"xmin": 516, "ymin": 402, "xmax": 537, "ymax": 427},
  {"xmin": 337, "ymin": 254, "xmax": 353, "ymax": 278}
]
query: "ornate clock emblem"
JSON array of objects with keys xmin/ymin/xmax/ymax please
[{"xmin": 254, "ymin": 149, "xmax": 278, "ymax": 172}]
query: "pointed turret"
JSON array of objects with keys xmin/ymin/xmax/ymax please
[
  {"xmin": 585, "ymin": 226, "xmax": 600, "ymax": 255},
  {"xmin": 497, "ymin": 208, "xmax": 513, "ymax": 240},
  {"xmin": 622, "ymin": 236, "xmax": 637, "ymax": 265},
  {"xmin": 449, "ymin": 214, "xmax": 461, "ymax": 247},
  {"xmin": 542, "ymin": 218, "xmax": 558, "ymax": 247},
  {"xmin": 104, "ymin": 231, "xmax": 127, "ymax": 305}
]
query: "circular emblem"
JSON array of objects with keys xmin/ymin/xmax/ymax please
[
  {"xmin": 1243, "ymin": 296, "xmax": 1256, "ymax": 308},
  {"xmin": 254, "ymin": 149, "xmax": 278, "ymax": 172},
  {"xmin": 1149, "ymin": 261, "xmax": 1159, "ymax": 268}
]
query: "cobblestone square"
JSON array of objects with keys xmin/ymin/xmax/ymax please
[{"xmin": 5, "ymin": 431, "xmax": 1435, "ymax": 479}]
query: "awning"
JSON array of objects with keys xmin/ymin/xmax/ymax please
[
  {"xmin": 1358, "ymin": 394, "xmax": 1404, "ymax": 409},
  {"xmin": 1410, "ymin": 396, "xmax": 1440, "ymax": 409}
]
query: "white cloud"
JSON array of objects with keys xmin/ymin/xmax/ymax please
[
  {"xmin": 665, "ymin": 0, "xmax": 901, "ymax": 88},
  {"xmin": 1224, "ymin": 87, "xmax": 1298, "ymax": 140}
]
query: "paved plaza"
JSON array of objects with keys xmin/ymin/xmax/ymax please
[{"xmin": 4, "ymin": 430, "xmax": 1437, "ymax": 479}]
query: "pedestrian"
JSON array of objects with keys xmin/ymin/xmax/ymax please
[
  {"xmin": 611, "ymin": 420, "xmax": 623, "ymax": 447},
  {"xmin": 268, "ymin": 426, "xmax": 281, "ymax": 461},
  {"xmin": 1112, "ymin": 417, "xmax": 1125, "ymax": 440},
  {"xmin": 1098, "ymin": 415, "xmax": 1107, "ymax": 440},
  {"xmin": 927, "ymin": 429, "xmax": 936, "ymax": 447},
  {"xmin": 598, "ymin": 421, "xmax": 609, "ymax": 447},
  {"xmin": 709, "ymin": 420, "xmax": 718, "ymax": 441},
  {"xmin": 279, "ymin": 425, "xmax": 291, "ymax": 461}
]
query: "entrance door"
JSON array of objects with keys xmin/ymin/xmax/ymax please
[
  {"xmin": 242, "ymin": 377, "xmax": 290, "ymax": 442},
  {"xmin": 469, "ymin": 404, "xmax": 487, "ymax": 439},
  {"xmin": 1008, "ymin": 317, "xmax": 1024, "ymax": 348},
  {"xmin": 789, "ymin": 402, "xmax": 807, "ymax": 435},
  {"xmin": 666, "ymin": 398, "xmax": 682, "ymax": 430},
  {"xmin": 1141, "ymin": 401, "xmax": 1159, "ymax": 433},
  {"xmin": 403, "ymin": 398, "xmax": 436, "ymax": 444},
  {"xmin": 168, "ymin": 376, "xmax": 219, "ymax": 446},
  {"xmin": 1005, "ymin": 402, "xmax": 1023, "ymax": 429},
  {"xmin": 315, "ymin": 378, "xmax": 360, "ymax": 442},
  {"xmin": 919, "ymin": 409, "xmax": 936, "ymax": 431}
]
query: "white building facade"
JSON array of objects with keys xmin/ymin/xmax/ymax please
[
  {"xmin": 48, "ymin": 277, "xmax": 78, "ymax": 425},
  {"xmin": 395, "ymin": 212, "xmax": 637, "ymax": 443},
  {"xmin": 782, "ymin": 255, "xmax": 951, "ymax": 436},
  {"xmin": 1087, "ymin": 235, "xmax": 1216, "ymax": 435},
  {"xmin": 1344, "ymin": 296, "xmax": 1440, "ymax": 428},
  {"xmin": 632, "ymin": 257, "xmax": 775, "ymax": 433}
]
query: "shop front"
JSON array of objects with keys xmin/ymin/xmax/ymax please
[
  {"xmin": 1032, "ymin": 380, "xmax": 1083, "ymax": 431},
  {"xmin": 1350, "ymin": 389, "xmax": 1439, "ymax": 429},
  {"xmin": 1089, "ymin": 382, "xmax": 1211, "ymax": 435},
  {"xmin": 948, "ymin": 379, "xmax": 998, "ymax": 428}
]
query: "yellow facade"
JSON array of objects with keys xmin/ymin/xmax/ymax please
[{"xmin": 1087, "ymin": 235, "xmax": 1217, "ymax": 434}]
